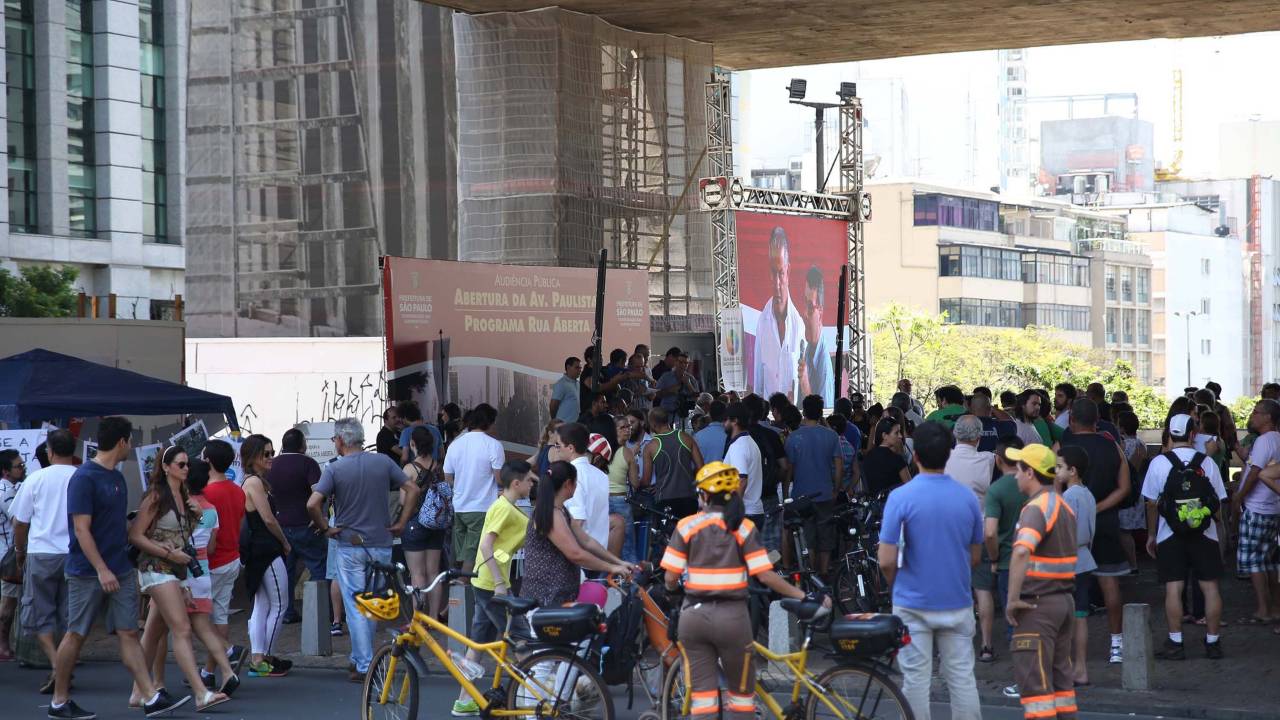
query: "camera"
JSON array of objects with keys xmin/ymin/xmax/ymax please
[{"xmin": 183, "ymin": 543, "xmax": 203, "ymax": 578}]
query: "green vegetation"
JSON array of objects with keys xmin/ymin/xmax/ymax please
[
  {"xmin": 871, "ymin": 303, "xmax": 1168, "ymax": 428},
  {"xmin": 0, "ymin": 265, "xmax": 79, "ymax": 318}
]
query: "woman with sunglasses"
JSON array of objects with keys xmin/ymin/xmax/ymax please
[
  {"xmin": 128, "ymin": 447, "xmax": 231, "ymax": 711},
  {"xmin": 239, "ymin": 434, "xmax": 292, "ymax": 677}
]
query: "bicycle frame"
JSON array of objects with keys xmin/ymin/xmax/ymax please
[
  {"xmin": 672, "ymin": 635, "xmax": 868, "ymax": 719},
  {"xmin": 375, "ymin": 609, "xmax": 560, "ymax": 718}
]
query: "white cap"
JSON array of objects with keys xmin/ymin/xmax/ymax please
[{"xmin": 1169, "ymin": 413, "xmax": 1195, "ymax": 439}]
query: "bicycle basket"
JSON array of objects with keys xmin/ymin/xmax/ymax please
[
  {"xmin": 830, "ymin": 613, "xmax": 908, "ymax": 658},
  {"xmin": 529, "ymin": 604, "xmax": 604, "ymax": 645}
]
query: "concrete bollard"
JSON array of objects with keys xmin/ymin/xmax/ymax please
[
  {"xmin": 767, "ymin": 600, "xmax": 799, "ymax": 656},
  {"xmin": 301, "ymin": 581, "xmax": 332, "ymax": 656},
  {"xmin": 1121, "ymin": 603, "xmax": 1153, "ymax": 691},
  {"xmin": 447, "ymin": 583, "xmax": 474, "ymax": 654}
]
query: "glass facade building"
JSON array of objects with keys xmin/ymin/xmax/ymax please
[
  {"xmin": 66, "ymin": 0, "xmax": 95, "ymax": 237},
  {"xmin": 5, "ymin": 0, "xmax": 35, "ymax": 232}
]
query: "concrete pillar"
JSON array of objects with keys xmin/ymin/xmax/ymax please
[
  {"xmin": 1122, "ymin": 603, "xmax": 1152, "ymax": 691},
  {"xmin": 447, "ymin": 583, "xmax": 475, "ymax": 655},
  {"xmin": 34, "ymin": 0, "xmax": 70, "ymax": 236},
  {"xmin": 301, "ymin": 580, "xmax": 333, "ymax": 656},
  {"xmin": 95, "ymin": 0, "xmax": 146, "ymax": 316},
  {"xmin": 767, "ymin": 600, "xmax": 799, "ymax": 655}
]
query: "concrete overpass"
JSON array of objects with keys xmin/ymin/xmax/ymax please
[{"xmin": 431, "ymin": 0, "xmax": 1280, "ymax": 68}]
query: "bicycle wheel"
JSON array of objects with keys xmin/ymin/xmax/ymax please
[
  {"xmin": 806, "ymin": 664, "xmax": 912, "ymax": 720},
  {"xmin": 362, "ymin": 643, "xmax": 418, "ymax": 720},
  {"xmin": 657, "ymin": 655, "xmax": 688, "ymax": 720},
  {"xmin": 833, "ymin": 561, "xmax": 869, "ymax": 615},
  {"xmin": 508, "ymin": 649, "xmax": 615, "ymax": 720}
]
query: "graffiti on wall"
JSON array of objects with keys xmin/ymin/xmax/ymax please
[
  {"xmin": 229, "ymin": 371, "xmax": 388, "ymax": 440},
  {"xmin": 317, "ymin": 372, "xmax": 386, "ymax": 427}
]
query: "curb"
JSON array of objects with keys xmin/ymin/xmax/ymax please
[{"xmin": 932, "ymin": 688, "xmax": 1276, "ymax": 720}]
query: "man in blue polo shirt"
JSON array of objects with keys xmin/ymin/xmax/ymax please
[
  {"xmin": 878, "ymin": 421, "xmax": 984, "ymax": 720},
  {"xmin": 50, "ymin": 417, "xmax": 187, "ymax": 720}
]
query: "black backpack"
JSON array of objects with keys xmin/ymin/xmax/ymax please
[
  {"xmin": 598, "ymin": 582, "xmax": 645, "ymax": 686},
  {"xmin": 1157, "ymin": 451, "xmax": 1219, "ymax": 536}
]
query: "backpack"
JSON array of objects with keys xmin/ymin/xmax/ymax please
[
  {"xmin": 1157, "ymin": 451, "xmax": 1218, "ymax": 536},
  {"xmin": 597, "ymin": 580, "xmax": 645, "ymax": 686},
  {"xmin": 416, "ymin": 467, "xmax": 454, "ymax": 530}
]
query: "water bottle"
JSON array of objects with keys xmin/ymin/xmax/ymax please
[{"xmin": 449, "ymin": 651, "xmax": 485, "ymax": 682}]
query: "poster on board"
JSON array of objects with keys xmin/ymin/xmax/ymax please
[
  {"xmin": 169, "ymin": 421, "xmax": 210, "ymax": 461},
  {"xmin": 0, "ymin": 429, "xmax": 48, "ymax": 471},
  {"xmin": 136, "ymin": 444, "xmax": 163, "ymax": 483}
]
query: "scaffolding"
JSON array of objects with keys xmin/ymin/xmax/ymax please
[
  {"xmin": 453, "ymin": 8, "xmax": 714, "ymax": 333},
  {"xmin": 185, "ymin": 0, "xmax": 454, "ymax": 338}
]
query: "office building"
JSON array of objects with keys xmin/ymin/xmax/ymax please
[
  {"xmin": 0, "ymin": 0, "xmax": 184, "ymax": 319},
  {"xmin": 863, "ymin": 181, "xmax": 1148, "ymax": 378}
]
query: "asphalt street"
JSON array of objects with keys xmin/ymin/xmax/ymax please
[{"xmin": 1, "ymin": 660, "xmax": 1184, "ymax": 720}]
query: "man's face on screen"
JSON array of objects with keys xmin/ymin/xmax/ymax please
[{"xmin": 770, "ymin": 245, "xmax": 790, "ymax": 320}]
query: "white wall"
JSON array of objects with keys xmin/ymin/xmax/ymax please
[
  {"xmin": 185, "ymin": 337, "xmax": 387, "ymax": 445},
  {"xmin": 1163, "ymin": 231, "xmax": 1246, "ymax": 400}
]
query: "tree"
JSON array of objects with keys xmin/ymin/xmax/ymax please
[
  {"xmin": 0, "ymin": 265, "xmax": 79, "ymax": 318},
  {"xmin": 871, "ymin": 303, "xmax": 1168, "ymax": 427}
]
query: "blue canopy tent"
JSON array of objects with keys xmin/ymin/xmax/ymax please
[{"xmin": 0, "ymin": 348, "xmax": 239, "ymax": 431}]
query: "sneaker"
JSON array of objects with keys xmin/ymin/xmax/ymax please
[
  {"xmin": 451, "ymin": 699, "xmax": 481, "ymax": 716},
  {"xmin": 1108, "ymin": 645, "xmax": 1123, "ymax": 664},
  {"xmin": 330, "ymin": 622, "xmax": 345, "ymax": 637},
  {"xmin": 202, "ymin": 671, "xmax": 217, "ymax": 690},
  {"xmin": 247, "ymin": 660, "xmax": 287, "ymax": 678},
  {"xmin": 1002, "ymin": 684, "xmax": 1020, "ymax": 699},
  {"xmin": 282, "ymin": 612, "xmax": 302, "ymax": 625},
  {"xmin": 227, "ymin": 645, "xmax": 249, "ymax": 676},
  {"xmin": 1154, "ymin": 639, "xmax": 1185, "ymax": 661},
  {"xmin": 144, "ymin": 689, "xmax": 192, "ymax": 718},
  {"xmin": 47, "ymin": 700, "xmax": 96, "ymax": 720},
  {"xmin": 264, "ymin": 655, "xmax": 293, "ymax": 674},
  {"xmin": 1205, "ymin": 639, "xmax": 1224, "ymax": 659}
]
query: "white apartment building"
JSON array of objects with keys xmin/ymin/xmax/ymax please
[{"xmin": 0, "ymin": 0, "xmax": 184, "ymax": 318}]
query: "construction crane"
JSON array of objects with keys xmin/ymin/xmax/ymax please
[{"xmin": 1155, "ymin": 69, "xmax": 1184, "ymax": 181}]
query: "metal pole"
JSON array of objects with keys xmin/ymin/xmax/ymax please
[
  {"xmin": 815, "ymin": 106, "xmax": 825, "ymax": 192},
  {"xmin": 1185, "ymin": 313, "xmax": 1192, "ymax": 388},
  {"xmin": 592, "ymin": 248, "xmax": 607, "ymax": 394},
  {"xmin": 834, "ymin": 264, "xmax": 848, "ymax": 402}
]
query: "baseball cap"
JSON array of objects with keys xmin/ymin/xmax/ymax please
[
  {"xmin": 1168, "ymin": 413, "xmax": 1195, "ymax": 440},
  {"xmin": 587, "ymin": 433, "xmax": 612, "ymax": 463},
  {"xmin": 1006, "ymin": 444, "xmax": 1057, "ymax": 477}
]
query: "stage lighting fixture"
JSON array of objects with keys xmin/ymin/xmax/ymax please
[
  {"xmin": 787, "ymin": 78, "xmax": 807, "ymax": 100},
  {"xmin": 838, "ymin": 82, "xmax": 858, "ymax": 101}
]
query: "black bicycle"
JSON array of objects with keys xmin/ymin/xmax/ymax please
[{"xmin": 830, "ymin": 496, "xmax": 891, "ymax": 615}]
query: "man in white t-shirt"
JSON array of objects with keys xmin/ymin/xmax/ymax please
[
  {"xmin": 1141, "ymin": 414, "xmax": 1227, "ymax": 660},
  {"xmin": 443, "ymin": 404, "xmax": 504, "ymax": 577},
  {"xmin": 1230, "ymin": 399, "xmax": 1280, "ymax": 624},
  {"xmin": 9, "ymin": 430, "xmax": 76, "ymax": 683},
  {"xmin": 554, "ymin": 422, "xmax": 629, "ymax": 575},
  {"xmin": 724, "ymin": 403, "xmax": 764, "ymax": 527},
  {"xmin": 945, "ymin": 415, "xmax": 995, "ymax": 503}
]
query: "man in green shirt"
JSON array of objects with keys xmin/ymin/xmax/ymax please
[
  {"xmin": 984, "ymin": 436, "xmax": 1029, "ymax": 641},
  {"xmin": 924, "ymin": 384, "xmax": 967, "ymax": 430}
]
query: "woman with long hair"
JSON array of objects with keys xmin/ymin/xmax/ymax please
[
  {"xmin": 862, "ymin": 418, "xmax": 911, "ymax": 497},
  {"xmin": 606, "ymin": 415, "xmax": 638, "ymax": 557},
  {"xmin": 660, "ymin": 462, "xmax": 818, "ymax": 719},
  {"xmin": 518, "ymin": 461, "xmax": 631, "ymax": 616},
  {"xmin": 526, "ymin": 419, "xmax": 563, "ymax": 478},
  {"xmin": 128, "ymin": 447, "xmax": 231, "ymax": 711},
  {"xmin": 136, "ymin": 457, "xmax": 240, "ymax": 696},
  {"xmin": 239, "ymin": 434, "xmax": 291, "ymax": 677},
  {"xmin": 401, "ymin": 425, "xmax": 450, "ymax": 619}
]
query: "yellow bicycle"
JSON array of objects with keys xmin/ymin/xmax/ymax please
[
  {"xmin": 655, "ymin": 598, "xmax": 912, "ymax": 720},
  {"xmin": 357, "ymin": 563, "xmax": 615, "ymax": 720}
]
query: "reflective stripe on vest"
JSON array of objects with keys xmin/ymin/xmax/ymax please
[
  {"xmin": 1027, "ymin": 554, "xmax": 1078, "ymax": 580},
  {"xmin": 685, "ymin": 566, "xmax": 749, "ymax": 592}
]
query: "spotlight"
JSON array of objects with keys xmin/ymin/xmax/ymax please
[
  {"xmin": 787, "ymin": 78, "xmax": 807, "ymax": 101},
  {"xmin": 838, "ymin": 82, "xmax": 858, "ymax": 101}
]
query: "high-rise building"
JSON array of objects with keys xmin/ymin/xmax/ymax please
[
  {"xmin": 0, "ymin": 0, "xmax": 185, "ymax": 319},
  {"xmin": 184, "ymin": 0, "xmax": 456, "ymax": 338}
]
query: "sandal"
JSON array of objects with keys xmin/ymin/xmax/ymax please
[
  {"xmin": 978, "ymin": 646, "xmax": 996, "ymax": 663},
  {"xmin": 220, "ymin": 673, "xmax": 240, "ymax": 696},
  {"xmin": 1239, "ymin": 615, "xmax": 1273, "ymax": 625},
  {"xmin": 197, "ymin": 691, "xmax": 231, "ymax": 712}
]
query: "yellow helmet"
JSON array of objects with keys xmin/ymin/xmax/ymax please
[
  {"xmin": 696, "ymin": 461, "xmax": 741, "ymax": 495},
  {"xmin": 354, "ymin": 589, "xmax": 400, "ymax": 622}
]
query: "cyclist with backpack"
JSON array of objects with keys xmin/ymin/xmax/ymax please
[
  {"xmin": 659, "ymin": 461, "xmax": 822, "ymax": 719},
  {"xmin": 1139, "ymin": 414, "xmax": 1228, "ymax": 660}
]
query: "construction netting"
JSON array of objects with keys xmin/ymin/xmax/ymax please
[
  {"xmin": 184, "ymin": 0, "xmax": 456, "ymax": 338},
  {"xmin": 454, "ymin": 8, "xmax": 716, "ymax": 332}
]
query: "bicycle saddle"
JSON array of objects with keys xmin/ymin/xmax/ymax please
[
  {"xmin": 489, "ymin": 595, "xmax": 540, "ymax": 615},
  {"xmin": 780, "ymin": 599, "xmax": 826, "ymax": 621}
]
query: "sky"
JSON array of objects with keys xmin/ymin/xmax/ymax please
[{"xmin": 736, "ymin": 31, "xmax": 1280, "ymax": 191}]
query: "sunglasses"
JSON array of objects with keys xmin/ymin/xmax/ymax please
[{"xmin": 175, "ymin": 461, "xmax": 188, "ymax": 469}]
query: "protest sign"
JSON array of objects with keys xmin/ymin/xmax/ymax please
[{"xmin": 0, "ymin": 429, "xmax": 48, "ymax": 470}]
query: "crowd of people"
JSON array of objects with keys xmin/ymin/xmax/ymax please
[{"xmin": 4, "ymin": 344, "xmax": 1278, "ymax": 720}]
